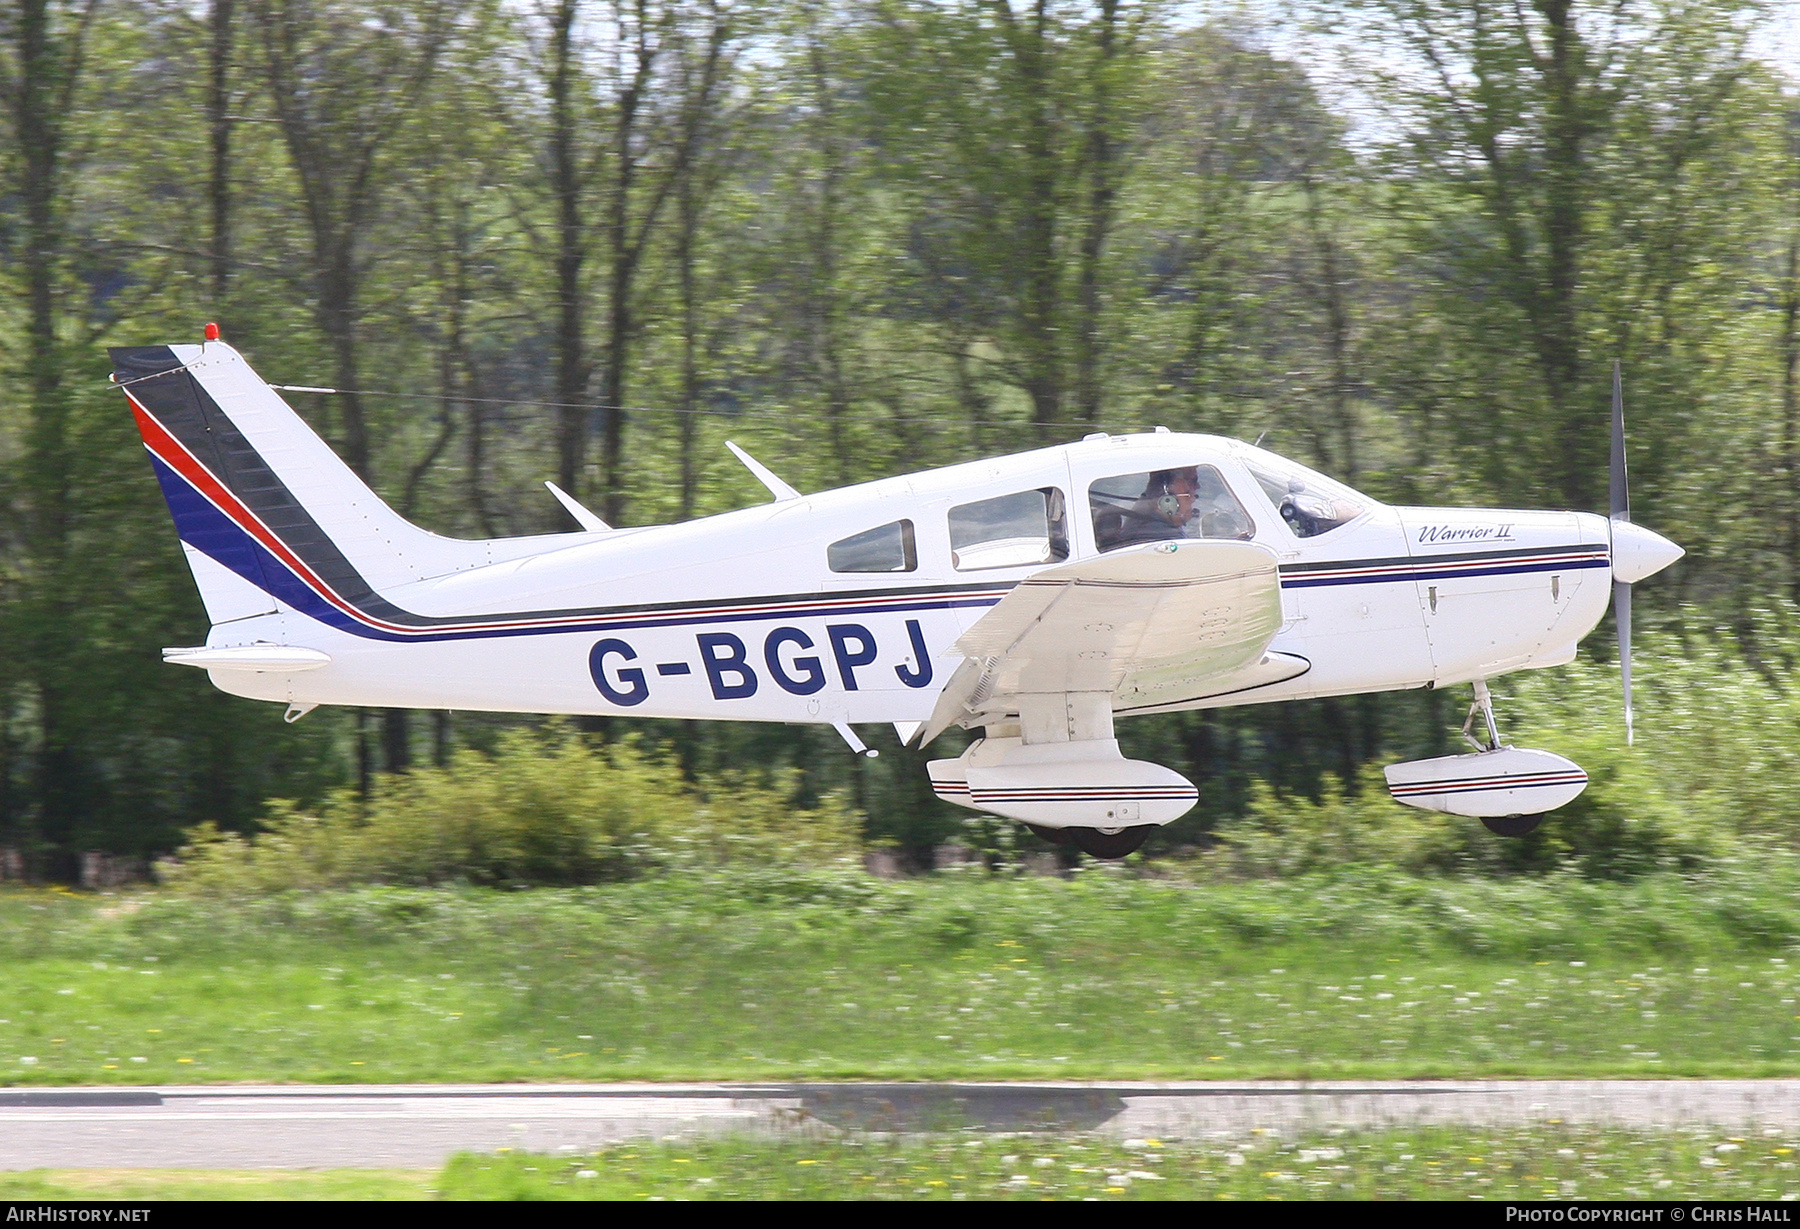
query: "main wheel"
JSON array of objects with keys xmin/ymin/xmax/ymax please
[
  {"xmin": 1025, "ymin": 824, "xmax": 1074, "ymax": 847},
  {"xmin": 1481, "ymin": 813, "xmax": 1545, "ymax": 837},
  {"xmin": 1066, "ymin": 825, "xmax": 1154, "ymax": 859}
]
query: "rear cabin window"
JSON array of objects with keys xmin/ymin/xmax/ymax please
[
  {"xmin": 828, "ymin": 519, "xmax": 917, "ymax": 573},
  {"xmin": 949, "ymin": 488, "xmax": 1069, "ymax": 571},
  {"xmin": 1089, "ymin": 465, "xmax": 1254, "ymax": 553}
]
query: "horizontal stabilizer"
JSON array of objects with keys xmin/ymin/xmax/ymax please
[{"xmin": 163, "ymin": 645, "xmax": 332, "ymax": 673}]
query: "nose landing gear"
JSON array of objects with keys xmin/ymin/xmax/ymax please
[
  {"xmin": 1464, "ymin": 681, "xmax": 1542, "ymax": 837},
  {"xmin": 1383, "ymin": 679, "xmax": 1589, "ymax": 834},
  {"xmin": 1480, "ymin": 813, "xmax": 1545, "ymax": 837}
]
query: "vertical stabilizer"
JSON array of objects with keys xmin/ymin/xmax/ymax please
[{"xmin": 110, "ymin": 342, "xmax": 554, "ymax": 635}]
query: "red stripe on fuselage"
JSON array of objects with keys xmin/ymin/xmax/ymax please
[
  {"xmin": 127, "ymin": 394, "xmax": 379, "ymax": 628},
  {"xmin": 131, "ymin": 393, "xmax": 1014, "ymax": 639}
]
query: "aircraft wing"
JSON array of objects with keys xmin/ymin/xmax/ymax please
[{"xmin": 918, "ymin": 539, "xmax": 1291, "ymax": 744}]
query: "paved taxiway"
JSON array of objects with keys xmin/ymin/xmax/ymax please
[{"xmin": 3, "ymin": 1082, "xmax": 1798, "ymax": 1168}]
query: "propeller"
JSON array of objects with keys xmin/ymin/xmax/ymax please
[{"xmin": 1610, "ymin": 361, "xmax": 1633, "ymax": 746}]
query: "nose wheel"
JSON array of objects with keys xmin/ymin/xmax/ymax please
[
  {"xmin": 1480, "ymin": 813, "xmax": 1544, "ymax": 837},
  {"xmin": 1072, "ymin": 826, "xmax": 1154, "ymax": 859}
]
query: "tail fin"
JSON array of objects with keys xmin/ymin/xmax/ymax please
[{"xmin": 111, "ymin": 342, "xmax": 522, "ymax": 634}]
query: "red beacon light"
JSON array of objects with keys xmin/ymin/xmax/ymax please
[{"xmin": 203, "ymin": 322, "xmax": 220, "ymax": 342}]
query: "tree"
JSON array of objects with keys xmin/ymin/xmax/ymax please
[
  {"xmin": 250, "ymin": 0, "xmax": 459, "ymax": 775},
  {"xmin": 248, "ymin": 0, "xmax": 456, "ymax": 480},
  {"xmin": 862, "ymin": 0, "xmax": 1154, "ymax": 435},
  {"xmin": 1344, "ymin": 0, "xmax": 1761, "ymax": 511},
  {"xmin": 0, "ymin": 0, "xmax": 99, "ymax": 874}
]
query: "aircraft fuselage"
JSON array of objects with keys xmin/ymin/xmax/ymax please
[{"xmin": 197, "ymin": 432, "xmax": 1614, "ymax": 726}]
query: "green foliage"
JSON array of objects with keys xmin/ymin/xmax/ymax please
[
  {"xmin": 161, "ymin": 725, "xmax": 860, "ymax": 892},
  {"xmin": 0, "ymin": 1169, "xmax": 435, "ymax": 1201},
  {"xmin": 0, "ymin": 0, "xmax": 1795, "ymax": 874},
  {"xmin": 10, "ymin": 868, "xmax": 1800, "ymax": 1085},
  {"xmin": 443, "ymin": 1129, "xmax": 1800, "ymax": 1201},
  {"xmin": 1217, "ymin": 749, "xmax": 1716, "ymax": 881},
  {"xmin": 1209, "ymin": 624, "xmax": 1800, "ymax": 879}
]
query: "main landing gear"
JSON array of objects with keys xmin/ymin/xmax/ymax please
[{"xmin": 1025, "ymin": 823, "xmax": 1156, "ymax": 859}]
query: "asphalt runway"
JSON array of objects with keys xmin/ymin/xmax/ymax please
[{"xmin": 3, "ymin": 1081, "xmax": 1798, "ymax": 1169}]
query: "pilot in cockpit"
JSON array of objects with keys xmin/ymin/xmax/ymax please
[
  {"xmin": 1092, "ymin": 465, "xmax": 1253, "ymax": 552},
  {"xmin": 1122, "ymin": 468, "xmax": 1200, "ymax": 543}
]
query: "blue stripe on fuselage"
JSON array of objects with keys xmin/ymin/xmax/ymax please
[
  {"xmin": 1279, "ymin": 554, "xmax": 1610, "ymax": 588},
  {"xmin": 154, "ymin": 452, "xmax": 1006, "ymax": 642}
]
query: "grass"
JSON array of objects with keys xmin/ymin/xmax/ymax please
[
  {"xmin": 0, "ymin": 1169, "xmax": 435, "ymax": 1200},
  {"xmin": 5, "ymin": 1129, "xmax": 1798, "ymax": 1201},
  {"xmin": 3, "ymin": 863, "xmax": 1800, "ymax": 1083},
  {"xmin": 440, "ymin": 1128, "xmax": 1800, "ymax": 1200}
]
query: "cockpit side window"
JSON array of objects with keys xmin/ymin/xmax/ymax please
[
  {"xmin": 949, "ymin": 488, "xmax": 1069, "ymax": 571},
  {"xmin": 1246, "ymin": 459, "xmax": 1367, "ymax": 539},
  {"xmin": 829, "ymin": 519, "xmax": 917, "ymax": 573},
  {"xmin": 1089, "ymin": 465, "xmax": 1254, "ymax": 554}
]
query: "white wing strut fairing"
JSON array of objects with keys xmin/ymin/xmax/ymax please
[{"xmin": 113, "ymin": 334, "xmax": 1684, "ymax": 858}]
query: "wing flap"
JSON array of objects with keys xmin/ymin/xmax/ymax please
[{"xmin": 919, "ymin": 539, "xmax": 1283, "ymax": 743}]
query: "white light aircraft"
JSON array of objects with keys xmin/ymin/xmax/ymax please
[{"xmin": 112, "ymin": 332, "xmax": 1683, "ymax": 859}]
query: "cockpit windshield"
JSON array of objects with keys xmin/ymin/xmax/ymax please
[{"xmin": 1243, "ymin": 454, "xmax": 1368, "ymax": 539}]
